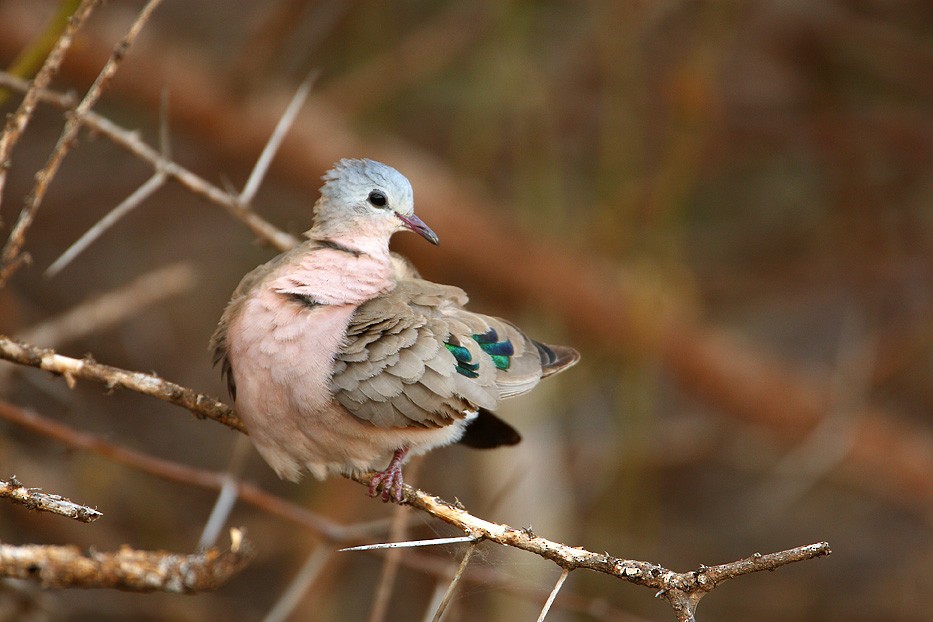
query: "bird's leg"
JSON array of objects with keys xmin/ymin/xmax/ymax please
[{"xmin": 368, "ymin": 447, "xmax": 409, "ymax": 503}]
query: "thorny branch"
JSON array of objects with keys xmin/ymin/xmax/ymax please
[
  {"xmin": 0, "ymin": 477, "xmax": 101, "ymax": 523},
  {"xmin": 350, "ymin": 473, "xmax": 831, "ymax": 622},
  {"xmin": 0, "ymin": 530, "xmax": 251, "ymax": 592},
  {"xmin": 0, "ymin": 403, "xmax": 640, "ymax": 621},
  {"xmin": 0, "ymin": 333, "xmax": 830, "ymax": 619}
]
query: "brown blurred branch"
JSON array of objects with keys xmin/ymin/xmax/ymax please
[
  {"xmin": 0, "ymin": 477, "xmax": 101, "ymax": 523},
  {"xmin": 0, "ymin": 399, "xmax": 377, "ymax": 543},
  {"xmin": 318, "ymin": 3, "xmax": 489, "ymax": 117},
  {"xmin": 20, "ymin": 261, "xmax": 197, "ymax": 345},
  {"xmin": 0, "ymin": 530, "xmax": 251, "ymax": 592}
]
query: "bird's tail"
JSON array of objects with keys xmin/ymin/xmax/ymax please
[{"xmin": 535, "ymin": 341, "xmax": 581, "ymax": 378}]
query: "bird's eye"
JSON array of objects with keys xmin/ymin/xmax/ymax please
[{"xmin": 368, "ymin": 190, "xmax": 388, "ymax": 208}]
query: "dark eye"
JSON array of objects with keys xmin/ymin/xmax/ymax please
[{"xmin": 368, "ymin": 190, "xmax": 388, "ymax": 208}]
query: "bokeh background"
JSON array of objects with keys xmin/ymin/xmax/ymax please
[{"xmin": 0, "ymin": 1, "xmax": 931, "ymax": 620}]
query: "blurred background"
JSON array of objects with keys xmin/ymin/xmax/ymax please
[{"xmin": 0, "ymin": 1, "xmax": 930, "ymax": 620}]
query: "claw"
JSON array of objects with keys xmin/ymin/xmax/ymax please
[{"xmin": 368, "ymin": 448, "xmax": 408, "ymax": 503}]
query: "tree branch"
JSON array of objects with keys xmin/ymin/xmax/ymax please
[
  {"xmin": 353, "ymin": 471, "xmax": 830, "ymax": 611},
  {"xmin": 0, "ymin": 335, "xmax": 242, "ymax": 432},
  {"xmin": 0, "ymin": 328, "xmax": 831, "ymax": 618},
  {"xmin": 0, "ymin": 477, "xmax": 101, "ymax": 523},
  {"xmin": 0, "ymin": 530, "xmax": 251, "ymax": 592},
  {"xmin": 0, "ymin": 399, "xmax": 637, "ymax": 620}
]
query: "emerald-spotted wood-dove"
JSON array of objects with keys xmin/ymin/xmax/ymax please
[{"xmin": 211, "ymin": 159, "xmax": 579, "ymax": 502}]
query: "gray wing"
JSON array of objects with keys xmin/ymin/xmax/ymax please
[{"xmin": 331, "ymin": 278, "xmax": 563, "ymax": 429}]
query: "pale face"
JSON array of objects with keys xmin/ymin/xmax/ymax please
[{"xmin": 313, "ymin": 159, "xmax": 438, "ymax": 245}]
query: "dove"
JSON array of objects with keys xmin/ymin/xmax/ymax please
[{"xmin": 211, "ymin": 158, "xmax": 579, "ymax": 502}]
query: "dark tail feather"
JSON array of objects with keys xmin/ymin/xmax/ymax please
[
  {"xmin": 534, "ymin": 341, "xmax": 580, "ymax": 378},
  {"xmin": 458, "ymin": 408, "xmax": 521, "ymax": 449}
]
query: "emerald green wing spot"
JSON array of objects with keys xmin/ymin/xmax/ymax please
[{"xmin": 446, "ymin": 330, "xmax": 515, "ymax": 377}]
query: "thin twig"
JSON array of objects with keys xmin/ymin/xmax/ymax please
[
  {"xmin": 45, "ymin": 171, "xmax": 167, "ymax": 277},
  {"xmin": 0, "ymin": 0, "xmax": 163, "ymax": 286},
  {"xmin": 0, "ymin": 0, "xmax": 100, "ymax": 210},
  {"xmin": 262, "ymin": 545, "xmax": 334, "ymax": 622},
  {"xmin": 197, "ymin": 435, "xmax": 252, "ymax": 550},
  {"xmin": 0, "ymin": 529, "xmax": 251, "ymax": 592},
  {"xmin": 44, "ymin": 77, "xmax": 172, "ymax": 278},
  {"xmin": 240, "ymin": 72, "xmax": 318, "ymax": 206},
  {"xmin": 536, "ymin": 568, "xmax": 570, "ymax": 622},
  {"xmin": 0, "ymin": 71, "xmax": 300, "ymax": 253},
  {"xmin": 83, "ymin": 110, "xmax": 300, "ymax": 251},
  {"xmin": 429, "ymin": 542, "xmax": 477, "ymax": 622},
  {"xmin": 0, "ymin": 477, "xmax": 101, "ymax": 523},
  {"xmin": 399, "ymin": 548, "xmax": 644, "ymax": 622}
]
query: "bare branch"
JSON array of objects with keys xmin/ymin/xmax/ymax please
[
  {"xmin": 0, "ymin": 71, "xmax": 300, "ymax": 253},
  {"xmin": 0, "ymin": 529, "xmax": 251, "ymax": 592},
  {"xmin": 348, "ymin": 472, "xmax": 831, "ymax": 619},
  {"xmin": 0, "ymin": 335, "xmax": 242, "ymax": 432},
  {"xmin": 0, "ymin": 477, "xmax": 101, "ymax": 523},
  {"xmin": 197, "ymin": 435, "xmax": 252, "ymax": 550},
  {"xmin": 0, "ymin": 327, "xmax": 830, "ymax": 618},
  {"xmin": 0, "ymin": 0, "xmax": 163, "ymax": 285},
  {"xmin": 0, "ymin": 0, "xmax": 101, "ymax": 209}
]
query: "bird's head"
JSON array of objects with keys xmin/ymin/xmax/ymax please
[{"xmin": 313, "ymin": 158, "xmax": 439, "ymax": 246}]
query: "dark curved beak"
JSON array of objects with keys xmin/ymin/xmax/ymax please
[{"xmin": 397, "ymin": 212, "xmax": 439, "ymax": 245}]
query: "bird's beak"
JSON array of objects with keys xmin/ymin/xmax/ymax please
[{"xmin": 396, "ymin": 212, "xmax": 439, "ymax": 245}]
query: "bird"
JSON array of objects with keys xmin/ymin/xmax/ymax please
[{"xmin": 210, "ymin": 158, "xmax": 579, "ymax": 502}]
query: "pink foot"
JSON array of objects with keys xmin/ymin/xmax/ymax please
[{"xmin": 368, "ymin": 448, "xmax": 408, "ymax": 503}]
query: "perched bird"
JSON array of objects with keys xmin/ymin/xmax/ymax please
[{"xmin": 211, "ymin": 159, "xmax": 579, "ymax": 502}]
